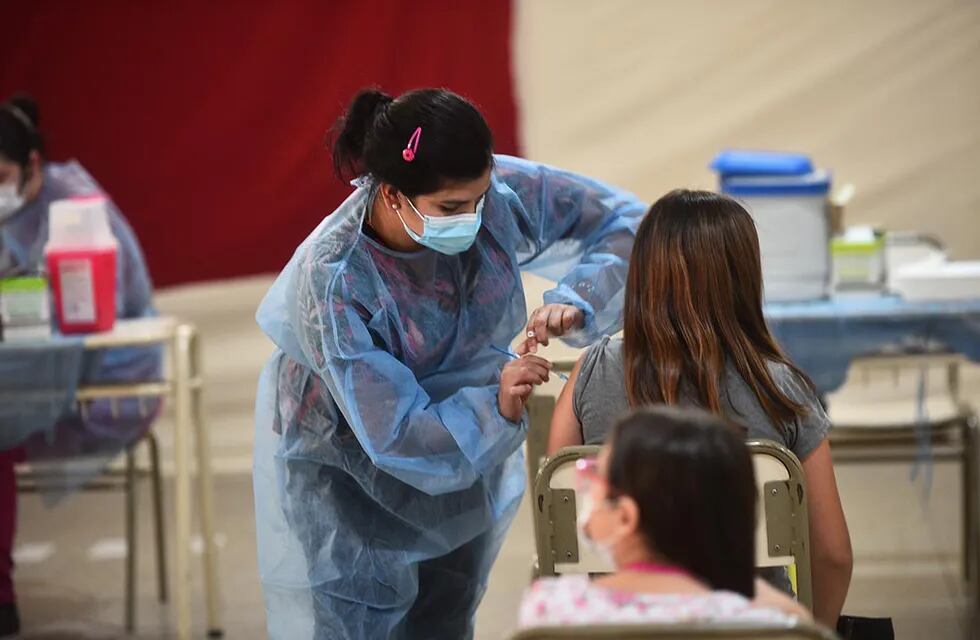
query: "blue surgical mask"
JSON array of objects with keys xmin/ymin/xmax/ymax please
[{"xmin": 396, "ymin": 195, "xmax": 485, "ymax": 255}]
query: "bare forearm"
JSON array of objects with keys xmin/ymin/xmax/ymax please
[
  {"xmin": 811, "ymin": 551, "xmax": 852, "ymax": 626},
  {"xmin": 802, "ymin": 441, "xmax": 852, "ymax": 627}
]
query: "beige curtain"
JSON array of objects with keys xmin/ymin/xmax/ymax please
[{"xmin": 515, "ymin": 0, "xmax": 980, "ymax": 258}]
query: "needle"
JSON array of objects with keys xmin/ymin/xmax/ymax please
[{"xmin": 490, "ymin": 344, "xmax": 569, "ymax": 381}]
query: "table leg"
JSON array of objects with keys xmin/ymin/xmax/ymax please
[
  {"xmin": 173, "ymin": 329, "xmax": 194, "ymax": 640},
  {"xmin": 187, "ymin": 326, "xmax": 223, "ymax": 637}
]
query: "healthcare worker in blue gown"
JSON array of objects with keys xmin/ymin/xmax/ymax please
[
  {"xmin": 253, "ymin": 87, "xmax": 646, "ymax": 639},
  {"xmin": 0, "ymin": 94, "xmax": 159, "ymax": 637}
]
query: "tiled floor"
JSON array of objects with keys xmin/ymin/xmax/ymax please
[
  {"xmin": 12, "ymin": 461, "xmax": 973, "ymax": 639},
  {"xmin": 9, "ymin": 275, "xmax": 979, "ymax": 639}
]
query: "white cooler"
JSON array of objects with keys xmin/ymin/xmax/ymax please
[{"xmin": 713, "ymin": 151, "xmax": 833, "ymax": 302}]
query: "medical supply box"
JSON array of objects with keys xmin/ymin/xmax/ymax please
[
  {"xmin": 832, "ymin": 226, "xmax": 886, "ymax": 293},
  {"xmin": 710, "ymin": 150, "xmax": 832, "ymax": 302},
  {"xmin": 0, "ymin": 276, "xmax": 52, "ymax": 342}
]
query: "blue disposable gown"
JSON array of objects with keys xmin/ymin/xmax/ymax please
[
  {"xmin": 253, "ymin": 155, "xmax": 646, "ymax": 639},
  {"xmin": 0, "ymin": 162, "xmax": 160, "ymax": 492}
]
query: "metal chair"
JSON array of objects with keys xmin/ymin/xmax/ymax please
[
  {"xmin": 16, "ymin": 430, "xmax": 168, "ymax": 633},
  {"xmin": 826, "ymin": 352, "xmax": 979, "ymax": 633},
  {"xmin": 526, "ymin": 395, "xmax": 557, "ymax": 500},
  {"xmin": 510, "ymin": 620, "xmax": 839, "ymax": 640},
  {"xmin": 532, "ymin": 440, "xmax": 813, "ymax": 610},
  {"xmin": 750, "ymin": 439, "xmax": 813, "ymax": 610}
]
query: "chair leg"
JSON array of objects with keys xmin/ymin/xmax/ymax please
[
  {"xmin": 964, "ymin": 421, "xmax": 974, "ymax": 584},
  {"xmin": 962, "ymin": 416, "xmax": 979, "ymax": 636},
  {"xmin": 125, "ymin": 449, "xmax": 138, "ymax": 634},
  {"xmin": 148, "ymin": 433, "xmax": 169, "ymax": 603}
]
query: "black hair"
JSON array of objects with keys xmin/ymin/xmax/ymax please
[
  {"xmin": 331, "ymin": 87, "xmax": 493, "ymax": 197},
  {"xmin": 0, "ymin": 94, "xmax": 44, "ymax": 171},
  {"xmin": 606, "ymin": 406, "xmax": 758, "ymax": 597}
]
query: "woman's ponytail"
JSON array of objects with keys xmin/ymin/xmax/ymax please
[{"xmin": 331, "ymin": 88, "xmax": 393, "ymax": 180}]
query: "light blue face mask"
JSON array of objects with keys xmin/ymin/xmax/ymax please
[{"xmin": 397, "ymin": 195, "xmax": 485, "ymax": 255}]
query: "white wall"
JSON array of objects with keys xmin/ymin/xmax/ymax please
[{"xmin": 515, "ymin": 0, "xmax": 980, "ymax": 258}]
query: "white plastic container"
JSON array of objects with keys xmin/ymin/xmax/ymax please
[
  {"xmin": 892, "ymin": 260, "xmax": 980, "ymax": 301},
  {"xmin": 721, "ymin": 171, "xmax": 833, "ymax": 302},
  {"xmin": 0, "ymin": 276, "xmax": 52, "ymax": 342},
  {"xmin": 884, "ymin": 232, "xmax": 947, "ymax": 293}
]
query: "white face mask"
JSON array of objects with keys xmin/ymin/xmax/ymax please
[
  {"xmin": 0, "ymin": 181, "xmax": 25, "ymax": 223},
  {"xmin": 577, "ymin": 492, "xmax": 619, "ymax": 567}
]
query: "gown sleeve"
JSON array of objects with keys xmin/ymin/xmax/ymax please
[{"xmin": 494, "ymin": 155, "xmax": 647, "ymax": 346}]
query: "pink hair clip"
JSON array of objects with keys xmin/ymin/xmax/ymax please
[{"xmin": 402, "ymin": 126, "xmax": 422, "ymax": 162}]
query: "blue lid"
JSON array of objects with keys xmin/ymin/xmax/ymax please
[
  {"xmin": 721, "ymin": 170, "xmax": 832, "ymax": 197},
  {"xmin": 710, "ymin": 150, "xmax": 814, "ymax": 177}
]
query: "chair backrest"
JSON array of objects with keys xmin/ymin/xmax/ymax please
[
  {"xmin": 748, "ymin": 439, "xmax": 812, "ymax": 609},
  {"xmin": 526, "ymin": 395, "xmax": 558, "ymax": 494},
  {"xmin": 532, "ymin": 441, "xmax": 812, "ymax": 609},
  {"xmin": 533, "ymin": 445, "xmax": 609, "ymax": 577},
  {"xmin": 510, "ymin": 621, "xmax": 839, "ymax": 640}
]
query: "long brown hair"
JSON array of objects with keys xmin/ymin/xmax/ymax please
[{"xmin": 623, "ymin": 189, "xmax": 813, "ymax": 429}]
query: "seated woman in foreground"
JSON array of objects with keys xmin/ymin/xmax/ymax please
[
  {"xmin": 544, "ymin": 189, "xmax": 852, "ymax": 626},
  {"xmin": 520, "ymin": 407, "xmax": 810, "ymax": 628}
]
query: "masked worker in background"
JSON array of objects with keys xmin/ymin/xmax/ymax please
[
  {"xmin": 0, "ymin": 95, "xmax": 159, "ymax": 638},
  {"xmin": 253, "ymin": 86, "xmax": 646, "ymax": 639}
]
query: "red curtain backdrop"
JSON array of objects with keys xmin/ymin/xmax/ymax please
[{"xmin": 0, "ymin": 2, "xmax": 519, "ymax": 287}]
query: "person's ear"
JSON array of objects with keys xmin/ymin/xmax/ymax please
[
  {"xmin": 379, "ymin": 183, "xmax": 401, "ymax": 211},
  {"xmin": 27, "ymin": 150, "xmax": 42, "ymax": 176},
  {"xmin": 616, "ymin": 495, "xmax": 641, "ymax": 536}
]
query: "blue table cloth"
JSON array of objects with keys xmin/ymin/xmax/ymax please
[
  {"xmin": 0, "ymin": 334, "xmax": 162, "ymax": 501},
  {"xmin": 0, "ymin": 336, "xmax": 85, "ymax": 450},
  {"xmin": 766, "ymin": 295, "xmax": 980, "ymax": 395}
]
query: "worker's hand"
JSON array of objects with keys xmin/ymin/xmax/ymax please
[
  {"xmin": 517, "ymin": 304, "xmax": 584, "ymax": 355},
  {"xmin": 498, "ymin": 354, "xmax": 553, "ymax": 422}
]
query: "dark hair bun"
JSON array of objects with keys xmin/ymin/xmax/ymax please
[
  {"xmin": 0, "ymin": 93, "xmax": 44, "ymax": 165},
  {"xmin": 332, "ymin": 88, "xmax": 394, "ymax": 180},
  {"xmin": 8, "ymin": 94, "xmax": 39, "ymax": 129}
]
